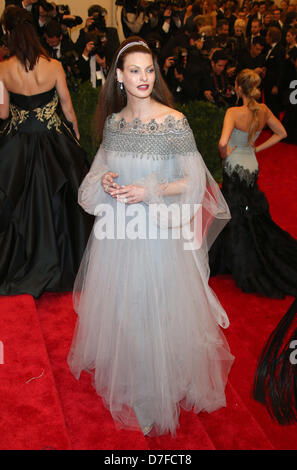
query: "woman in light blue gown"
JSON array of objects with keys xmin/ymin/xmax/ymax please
[
  {"xmin": 67, "ymin": 36, "xmax": 234, "ymax": 437},
  {"xmin": 209, "ymin": 68, "xmax": 297, "ymax": 299}
]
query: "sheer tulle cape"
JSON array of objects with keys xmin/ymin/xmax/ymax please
[{"xmin": 67, "ymin": 114, "xmax": 234, "ymax": 436}]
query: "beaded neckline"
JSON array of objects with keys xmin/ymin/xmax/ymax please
[{"xmin": 106, "ymin": 113, "xmax": 189, "ymax": 134}]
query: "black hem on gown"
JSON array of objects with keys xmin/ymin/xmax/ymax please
[
  {"xmin": 209, "ymin": 169, "xmax": 297, "ymax": 299},
  {"xmin": 0, "ymin": 88, "xmax": 93, "ymax": 298}
]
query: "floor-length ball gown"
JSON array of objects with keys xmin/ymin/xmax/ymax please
[
  {"xmin": 67, "ymin": 114, "xmax": 235, "ymax": 437},
  {"xmin": 0, "ymin": 88, "xmax": 93, "ymax": 298},
  {"xmin": 209, "ymin": 128, "xmax": 297, "ymax": 298}
]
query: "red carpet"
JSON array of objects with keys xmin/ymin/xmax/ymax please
[
  {"xmin": 0, "ymin": 134, "xmax": 296, "ymax": 449},
  {"xmin": 0, "ymin": 295, "xmax": 71, "ymax": 450}
]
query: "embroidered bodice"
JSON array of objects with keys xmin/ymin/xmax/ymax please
[
  {"xmin": 102, "ymin": 114, "xmax": 197, "ymax": 158},
  {"xmin": 3, "ymin": 88, "xmax": 62, "ymax": 135}
]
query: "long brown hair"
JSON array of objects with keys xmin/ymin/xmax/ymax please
[
  {"xmin": 2, "ymin": 6, "xmax": 50, "ymax": 72},
  {"xmin": 236, "ymin": 69, "xmax": 261, "ymax": 145},
  {"xmin": 94, "ymin": 36, "xmax": 174, "ymax": 141}
]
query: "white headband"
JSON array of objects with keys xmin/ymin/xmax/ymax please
[{"xmin": 115, "ymin": 41, "xmax": 151, "ymax": 65}]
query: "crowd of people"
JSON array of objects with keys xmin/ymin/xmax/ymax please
[{"xmin": 1, "ymin": 0, "xmax": 297, "ymax": 141}]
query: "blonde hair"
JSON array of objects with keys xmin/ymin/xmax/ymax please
[
  {"xmin": 198, "ymin": 24, "xmax": 214, "ymax": 36},
  {"xmin": 236, "ymin": 69, "xmax": 261, "ymax": 146},
  {"xmin": 193, "ymin": 14, "xmax": 213, "ymax": 28},
  {"xmin": 234, "ymin": 19, "xmax": 246, "ymax": 32}
]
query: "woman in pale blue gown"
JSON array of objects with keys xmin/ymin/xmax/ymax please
[
  {"xmin": 67, "ymin": 36, "xmax": 234, "ymax": 437},
  {"xmin": 209, "ymin": 69, "xmax": 297, "ymax": 299}
]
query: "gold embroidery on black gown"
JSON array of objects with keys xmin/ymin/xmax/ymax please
[
  {"xmin": 6, "ymin": 92, "xmax": 62, "ymax": 135},
  {"xmin": 34, "ymin": 92, "xmax": 62, "ymax": 133},
  {"xmin": 6, "ymin": 105, "xmax": 30, "ymax": 134}
]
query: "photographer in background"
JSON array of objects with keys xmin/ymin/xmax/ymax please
[
  {"xmin": 43, "ymin": 19, "xmax": 75, "ymax": 59},
  {"xmin": 120, "ymin": 0, "xmax": 146, "ymax": 37},
  {"xmin": 159, "ymin": 23, "xmax": 193, "ymax": 65},
  {"xmin": 50, "ymin": 3, "xmax": 83, "ymax": 32},
  {"xmin": 264, "ymin": 26, "xmax": 285, "ymax": 118},
  {"xmin": 77, "ymin": 30, "xmax": 109, "ymax": 88},
  {"xmin": 5, "ymin": 0, "xmax": 51, "ymax": 30},
  {"xmin": 238, "ymin": 35, "xmax": 266, "ymax": 77},
  {"xmin": 75, "ymin": 4, "xmax": 119, "ymax": 65},
  {"xmin": 201, "ymin": 49, "xmax": 235, "ymax": 107},
  {"xmin": 161, "ymin": 45, "xmax": 188, "ymax": 100},
  {"xmin": 182, "ymin": 32, "xmax": 208, "ymax": 101},
  {"xmin": 42, "ymin": 19, "xmax": 80, "ymax": 90},
  {"xmin": 140, "ymin": 1, "xmax": 164, "ymax": 43},
  {"xmin": 36, "ymin": 0, "xmax": 54, "ymax": 36},
  {"xmin": 4, "ymin": 0, "xmax": 79, "ymax": 38},
  {"xmin": 213, "ymin": 19, "xmax": 236, "ymax": 56},
  {"xmin": 158, "ymin": 1, "xmax": 185, "ymax": 44},
  {"xmin": 120, "ymin": 0, "xmax": 187, "ymax": 41}
]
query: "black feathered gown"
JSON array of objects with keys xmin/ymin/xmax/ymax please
[
  {"xmin": 0, "ymin": 88, "xmax": 93, "ymax": 298},
  {"xmin": 209, "ymin": 128, "xmax": 297, "ymax": 299}
]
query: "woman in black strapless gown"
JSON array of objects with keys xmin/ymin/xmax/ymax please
[{"xmin": 0, "ymin": 7, "xmax": 93, "ymax": 298}]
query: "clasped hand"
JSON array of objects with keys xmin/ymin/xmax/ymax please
[{"xmin": 101, "ymin": 172, "xmax": 145, "ymax": 204}]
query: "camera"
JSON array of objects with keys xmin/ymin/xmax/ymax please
[
  {"xmin": 55, "ymin": 4, "xmax": 83, "ymax": 29},
  {"xmin": 88, "ymin": 12, "xmax": 107, "ymax": 32},
  {"xmin": 212, "ymin": 87, "xmax": 235, "ymax": 107},
  {"xmin": 212, "ymin": 89, "xmax": 228, "ymax": 107},
  {"xmin": 85, "ymin": 31, "xmax": 107, "ymax": 58},
  {"xmin": 61, "ymin": 16, "xmax": 83, "ymax": 29},
  {"xmin": 57, "ymin": 4, "xmax": 70, "ymax": 15}
]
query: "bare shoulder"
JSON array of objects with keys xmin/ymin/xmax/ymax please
[
  {"xmin": 225, "ymin": 106, "xmax": 237, "ymax": 113},
  {"xmin": 225, "ymin": 106, "xmax": 241, "ymax": 115},
  {"xmin": 39, "ymin": 56, "xmax": 61, "ymax": 72},
  {"xmin": 154, "ymin": 104, "xmax": 184, "ymax": 122},
  {"xmin": 223, "ymin": 106, "xmax": 237, "ymax": 122},
  {"xmin": 44, "ymin": 59, "xmax": 67, "ymax": 89},
  {"xmin": 167, "ymin": 108, "xmax": 184, "ymax": 121},
  {"xmin": 259, "ymin": 102, "xmax": 272, "ymax": 117}
]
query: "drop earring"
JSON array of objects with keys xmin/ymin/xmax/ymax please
[{"xmin": 119, "ymin": 82, "xmax": 124, "ymax": 91}]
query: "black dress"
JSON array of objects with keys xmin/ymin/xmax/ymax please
[{"xmin": 0, "ymin": 88, "xmax": 93, "ymax": 298}]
